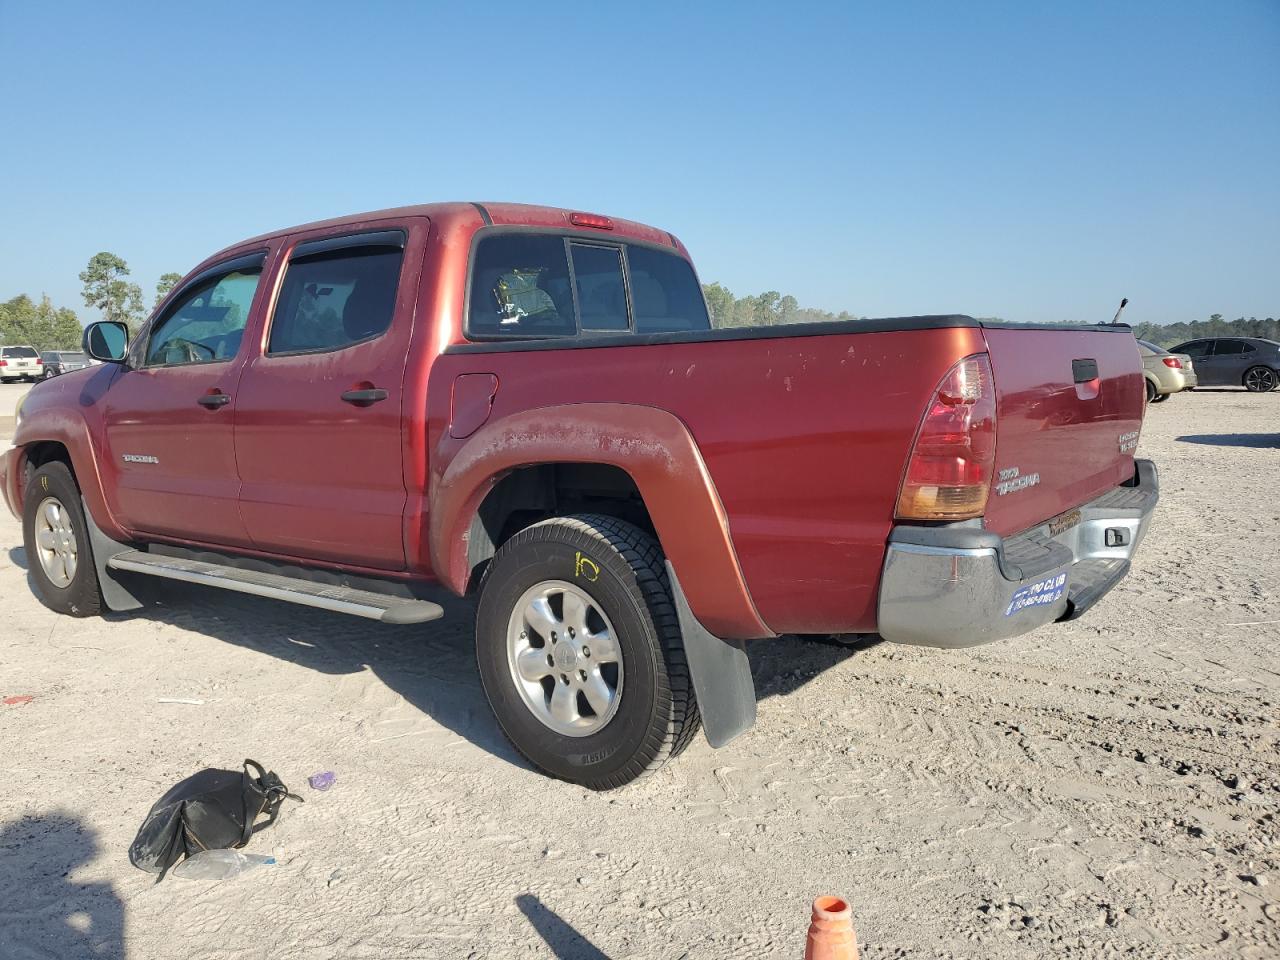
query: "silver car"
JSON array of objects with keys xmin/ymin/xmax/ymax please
[
  {"xmin": 0, "ymin": 345, "xmax": 42, "ymax": 383},
  {"xmin": 1137, "ymin": 339, "xmax": 1196, "ymax": 403}
]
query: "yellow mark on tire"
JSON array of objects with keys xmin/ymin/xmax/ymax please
[
  {"xmin": 41, "ymin": 476, "xmax": 48, "ymax": 491},
  {"xmin": 575, "ymin": 551, "xmax": 600, "ymax": 582}
]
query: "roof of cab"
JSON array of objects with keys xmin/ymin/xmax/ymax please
[{"xmin": 230, "ymin": 201, "xmax": 680, "ymax": 253}]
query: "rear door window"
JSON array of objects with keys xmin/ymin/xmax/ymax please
[
  {"xmin": 1214, "ymin": 339, "xmax": 1247, "ymax": 355},
  {"xmin": 571, "ymin": 243, "xmax": 628, "ymax": 332},
  {"xmin": 269, "ymin": 240, "xmax": 405, "ymax": 355},
  {"xmin": 627, "ymin": 246, "xmax": 710, "ymax": 334}
]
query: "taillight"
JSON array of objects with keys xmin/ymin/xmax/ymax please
[
  {"xmin": 35, "ymin": 358, "xmax": 43, "ymax": 365},
  {"xmin": 1161, "ymin": 357, "xmax": 1181, "ymax": 369},
  {"xmin": 896, "ymin": 353, "xmax": 997, "ymax": 521},
  {"xmin": 0, "ymin": 359, "xmax": 7, "ymax": 367}
]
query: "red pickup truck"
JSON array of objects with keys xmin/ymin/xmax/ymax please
[{"xmin": 2, "ymin": 202, "xmax": 1157, "ymax": 788}]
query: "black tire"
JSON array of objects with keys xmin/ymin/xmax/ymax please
[
  {"xmin": 1144, "ymin": 379, "xmax": 1158, "ymax": 403},
  {"xmin": 1150, "ymin": 391, "xmax": 1169, "ymax": 403},
  {"xmin": 475, "ymin": 514, "xmax": 700, "ymax": 789},
  {"xmin": 22, "ymin": 462, "xmax": 103, "ymax": 617},
  {"xmin": 1243, "ymin": 366, "xmax": 1278, "ymax": 393},
  {"xmin": 0, "ymin": 378, "xmax": 12, "ymax": 385}
]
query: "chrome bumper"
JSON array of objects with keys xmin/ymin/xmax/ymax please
[{"xmin": 877, "ymin": 459, "xmax": 1159, "ymax": 648}]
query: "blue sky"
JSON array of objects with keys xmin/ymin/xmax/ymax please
[{"xmin": 1, "ymin": 1, "xmax": 1277, "ymax": 325}]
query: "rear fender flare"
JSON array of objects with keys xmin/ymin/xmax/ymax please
[{"xmin": 429, "ymin": 402, "xmax": 772, "ymax": 640}]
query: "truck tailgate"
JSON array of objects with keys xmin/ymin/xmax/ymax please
[{"xmin": 981, "ymin": 325, "xmax": 1144, "ymax": 538}]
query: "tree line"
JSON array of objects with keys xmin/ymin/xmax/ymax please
[
  {"xmin": 701, "ymin": 282, "xmax": 859, "ymax": 328},
  {"xmin": 0, "ymin": 253, "xmax": 181, "ymax": 351},
  {"xmin": 4, "ymin": 258, "xmax": 1274, "ymax": 350},
  {"xmin": 1132, "ymin": 314, "xmax": 1280, "ymax": 348}
]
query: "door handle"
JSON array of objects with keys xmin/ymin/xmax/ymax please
[
  {"xmin": 341, "ymin": 388, "xmax": 389, "ymax": 405},
  {"xmin": 198, "ymin": 392, "xmax": 231, "ymax": 409}
]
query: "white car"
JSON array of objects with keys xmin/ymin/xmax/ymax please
[{"xmin": 0, "ymin": 345, "xmax": 42, "ymax": 383}]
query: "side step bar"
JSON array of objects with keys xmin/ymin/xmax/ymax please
[{"xmin": 106, "ymin": 550, "xmax": 444, "ymax": 625}]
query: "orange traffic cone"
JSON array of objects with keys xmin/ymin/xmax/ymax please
[{"xmin": 804, "ymin": 895, "xmax": 858, "ymax": 960}]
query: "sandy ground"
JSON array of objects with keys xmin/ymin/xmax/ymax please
[{"xmin": 0, "ymin": 387, "xmax": 1277, "ymax": 960}]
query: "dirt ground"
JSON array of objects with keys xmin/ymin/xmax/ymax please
[{"xmin": 0, "ymin": 386, "xmax": 1277, "ymax": 960}]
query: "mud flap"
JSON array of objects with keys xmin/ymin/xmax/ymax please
[
  {"xmin": 81, "ymin": 497, "xmax": 144, "ymax": 612},
  {"xmin": 665, "ymin": 562, "xmax": 757, "ymax": 748}
]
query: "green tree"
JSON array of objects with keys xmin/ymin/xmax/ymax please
[
  {"xmin": 0, "ymin": 294, "xmax": 83, "ymax": 350},
  {"xmin": 154, "ymin": 272, "xmax": 183, "ymax": 308},
  {"xmin": 79, "ymin": 252, "xmax": 145, "ymax": 334},
  {"xmin": 701, "ymin": 282, "xmax": 737, "ymax": 328}
]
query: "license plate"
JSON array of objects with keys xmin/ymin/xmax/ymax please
[{"xmin": 1047, "ymin": 508, "xmax": 1082, "ymax": 537}]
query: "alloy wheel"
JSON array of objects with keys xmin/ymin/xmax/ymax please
[
  {"xmin": 506, "ymin": 579, "xmax": 623, "ymax": 736},
  {"xmin": 34, "ymin": 496, "xmax": 79, "ymax": 588}
]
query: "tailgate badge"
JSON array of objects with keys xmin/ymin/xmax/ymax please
[
  {"xmin": 995, "ymin": 466, "xmax": 1040, "ymax": 497},
  {"xmin": 1118, "ymin": 430, "xmax": 1139, "ymax": 454}
]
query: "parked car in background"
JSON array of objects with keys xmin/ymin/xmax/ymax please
[
  {"xmin": 1137, "ymin": 339, "xmax": 1196, "ymax": 403},
  {"xmin": 1168, "ymin": 337, "xmax": 1280, "ymax": 392},
  {"xmin": 40, "ymin": 351, "xmax": 92, "ymax": 379},
  {"xmin": 0, "ymin": 345, "xmax": 42, "ymax": 383}
]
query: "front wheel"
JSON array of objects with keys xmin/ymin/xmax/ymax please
[
  {"xmin": 475, "ymin": 514, "xmax": 700, "ymax": 789},
  {"xmin": 22, "ymin": 462, "xmax": 103, "ymax": 617},
  {"xmin": 1243, "ymin": 366, "xmax": 1278, "ymax": 393}
]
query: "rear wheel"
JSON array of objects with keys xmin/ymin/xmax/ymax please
[
  {"xmin": 1150, "ymin": 391, "xmax": 1169, "ymax": 403},
  {"xmin": 22, "ymin": 462, "xmax": 103, "ymax": 617},
  {"xmin": 1144, "ymin": 379, "xmax": 1158, "ymax": 403},
  {"xmin": 475, "ymin": 514, "xmax": 700, "ymax": 789},
  {"xmin": 1243, "ymin": 366, "xmax": 1278, "ymax": 392}
]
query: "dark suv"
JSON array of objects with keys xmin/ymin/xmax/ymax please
[{"xmin": 1169, "ymin": 337, "xmax": 1280, "ymax": 392}]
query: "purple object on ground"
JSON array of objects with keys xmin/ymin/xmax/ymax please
[{"xmin": 308, "ymin": 771, "xmax": 336, "ymax": 791}]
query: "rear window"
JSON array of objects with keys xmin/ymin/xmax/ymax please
[
  {"xmin": 467, "ymin": 233, "xmax": 709, "ymax": 340},
  {"xmin": 59, "ymin": 352, "xmax": 88, "ymax": 362},
  {"xmin": 2, "ymin": 346, "xmax": 38, "ymax": 358}
]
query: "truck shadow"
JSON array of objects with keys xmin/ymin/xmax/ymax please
[
  {"xmin": 105, "ymin": 571, "xmax": 530, "ymax": 772},
  {"xmin": 11, "ymin": 544, "xmax": 870, "ymax": 771}
]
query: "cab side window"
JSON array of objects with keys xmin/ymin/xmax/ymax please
[
  {"xmin": 1214, "ymin": 339, "xmax": 1247, "ymax": 355},
  {"xmin": 268, "ymin": 240, "xmax": 405, "ymax": 355},
  {"xmin": 146, "ymin": 265, "xmax": 263, "ymax": 367}
]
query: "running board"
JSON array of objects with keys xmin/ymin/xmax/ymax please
[{"xmin": 106, "ymin": 550, "xmax": 444, "ymax": 624}]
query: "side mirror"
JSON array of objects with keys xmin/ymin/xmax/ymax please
[{"xmin": 83, "ymin": 321, "xmax": 130, "ymax": 363}]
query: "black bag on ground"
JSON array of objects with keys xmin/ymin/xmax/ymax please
[{"xmin": 129, "ymin": 759, "xmax": 299, "ymax": 877}]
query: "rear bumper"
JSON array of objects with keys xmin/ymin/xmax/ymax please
[{"xmin": 877, "ymin": 459, "xmax": 1159, "ymax": 648}]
